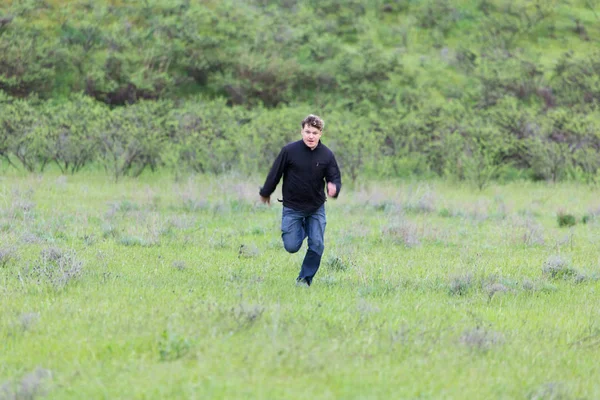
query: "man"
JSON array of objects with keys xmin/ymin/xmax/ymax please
[{"xmin": 259, "ymin": 114, "xmax": 342, "ymax": 287}]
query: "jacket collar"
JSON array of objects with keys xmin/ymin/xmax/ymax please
[{"xmin": 302, "ymin": 140, "xmax": 322, "ymax": 151}]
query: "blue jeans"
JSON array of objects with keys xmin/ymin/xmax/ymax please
[{"xmin": 281, "ymin": 205, "xmax": 326, "ymax": 285}]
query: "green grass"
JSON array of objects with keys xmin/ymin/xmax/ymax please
[{"xmin": 1, "ymin": 172, "xmax": 599, "ymax": 398}]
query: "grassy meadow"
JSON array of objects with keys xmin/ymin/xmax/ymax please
[{"xmin": 1, "ymin": 171, "xmax": 599, "ymax": 399}]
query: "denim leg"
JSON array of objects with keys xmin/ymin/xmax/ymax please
[
  {"xmin": 306, "ymin": 205, "xmax": 326, "ymax": 256},
  {"xmin": 298, "ymin": 205, "xmax": 326, "ymax": 284},
  {"xmin": 281, "ymin": 207, "xmax": 305, "ymax": 254}
]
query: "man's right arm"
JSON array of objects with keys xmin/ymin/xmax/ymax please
[{"xmin": 259, "ymin": 147, "xmax": 287, "ymax": 199}]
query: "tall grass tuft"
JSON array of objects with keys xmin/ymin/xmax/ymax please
[{"xmin": 0, "ymin": 246, "xmax": 17, "ymax": 268}]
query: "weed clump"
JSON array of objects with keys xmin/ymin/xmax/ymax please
[
  {"xmin": 40, "ymin": 247, "xmax": 63, "ymax": 262},
  {"xmin": 582, "ymin": 207, "xmax": 600, "ymax": 224},
  {"xmin": 319, "ymin": 275, "xmax": 339, "ymax": 287},
  {"xmin": 521, "ymin": 219, "xmax": 545, "ymax": 246},
  {"xmin": 485, "ymin": 282, "xmax": 508, "ymax": 299},
  {"xmin": 101, "ymin": 224, "xmax": 118, "ymax": 239},
  {"xmin": 119, "ymin": 236, "xmax": 157, "ymax": 247},
  {"xmin": 232, "ymin": 304, "xmax": 264, "ymax": 328},
  {"xmin": 238, "ymin": 244, "xmax": 260, "ymax": 258},
  {"xmin": 0, "ymin": 246, "xmax": 17, "ymax": 267},
  {"xmin": 438, "ymin": 208, "xmax": 452, "ymax": 218},
  {"xmin": 325, "ymin": 255, "xmax": 351, "ymax": 272},
  {"xmin": 448, "ymin": 274, "xmax": 473, "ymax": 296},
  {"xmin": 460, "ymin": 327, "xmax": 504, "ymax": 351},
  {"xmin": 158, "ymin": 328, "xmax": 191, "ymax": 362},
  {"xmin": 21, "ymin": 233, "xmax": 41, "ymax": 244},
  {"xmin": 528, "ymin": 382, "xmax": 569, "ymax": 400},
  {"xmin": 404, "ymin": 189, "xmax": 436, "ymax": 214},
  {"xmin": 383, "ymin": 219, "xmax": 421, "ymax": 247},
  {"xmin": 0, "ymin": 368, "xmax": 52, "ymax": 399},
  {"xmin": 117, "ymin": 200, "xmax": 139, "ymax": 213},
  {"xmin": 19, "ymin": 312, "xmax": 40, "ymax": 331},
  {"xmin": 542, "ymin": 255, "xmax": 578, "ymax": 280},
  {"xmin": 172, "ymin": 260, "xmax": 187, "ymax": 271},
  {"xmin": 25, "ymin": 248, "xmax": 83, "ymax": 289}
]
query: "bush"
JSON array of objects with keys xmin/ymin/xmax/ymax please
[
  {"xmin": 43, "ymin": 95, "xmax": 106, "ymax": 173},
  {"xmin": 96, "ymin": 100, "xmax": 174, "ymax": 180},
  {"xmin": 0, "ymin": 24, "xmax": 57, "ymax": 98},
  {"xmin": 557, "ymin": 212, "xmax": 576, "ymax": 228},
  {"xmin": 1, "ymin": 98, "xmax": 53, "ymax": 172},
  {"xmin": 168, "ymin": 99, "xmax": 252, "ymax": 175},
  {"xmin": 552, "ymin": 51, "xmax": 600, "ymax": 107}
]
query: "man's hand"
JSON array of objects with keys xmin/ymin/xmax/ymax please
[
  {"xmin": 327, "ymin": 182, "xmax": 337, "ymax": 197},
  {"xmin": 260, "ymin": 195, "xmax": 271, "ymax": 205}
]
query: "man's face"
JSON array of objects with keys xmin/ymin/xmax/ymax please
[{"xmin": 301, "ymin": 124, "xmax": 322, "ymax": 150}]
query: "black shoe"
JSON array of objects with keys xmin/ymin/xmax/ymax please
[{"xmin": 296, "ymin": 277, "xmax": 310, "ymax": 287}]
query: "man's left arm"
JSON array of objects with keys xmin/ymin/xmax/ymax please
[{"xmin": 325, "ymin": 153, "xmax": 342, "ymax": 198}]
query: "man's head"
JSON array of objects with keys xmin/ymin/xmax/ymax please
[{"xmin": 301, "ymin": 114, "xmax": 324, "ymax": 150}]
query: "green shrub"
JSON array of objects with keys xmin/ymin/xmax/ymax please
[
  {"xmin": 557, "ymin": 212, "xmax": 576, "ymax": 228},
  {"xmin": 158, "ymin": 328, "xmax": 191, "ymax": 362},
  {"xmin": 1, "ymin": 0, "xmax": 600, "ymax": 182}
]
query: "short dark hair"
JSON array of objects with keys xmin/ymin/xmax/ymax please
[{"xmin": 301, "ymin": 114, "xmax": 324, "ymax": 131}]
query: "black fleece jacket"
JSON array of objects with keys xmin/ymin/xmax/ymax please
[{"xmin": 259, "ymin": 140, "xmax": 342, "ymax": 212}]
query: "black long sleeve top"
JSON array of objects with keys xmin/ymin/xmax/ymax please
[{"xmin": 259, "ymin": 140, "xmax": 342, "ymax": 212}]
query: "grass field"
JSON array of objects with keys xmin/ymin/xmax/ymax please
[{"xmin": 1, "ymin": 171, "xmax": 599, "ymax": 399}]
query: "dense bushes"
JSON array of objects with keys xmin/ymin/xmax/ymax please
[
  {"xmin": 3, "ymin": 0, "xmax": 593, "ymax": 108},
  {"xmin": 2, "ymin": 93, "xmax": 600, "ymax": 184},
  {"xmin": 0, "ymin": 0, "xmax": 599, "ymax": 183}
]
